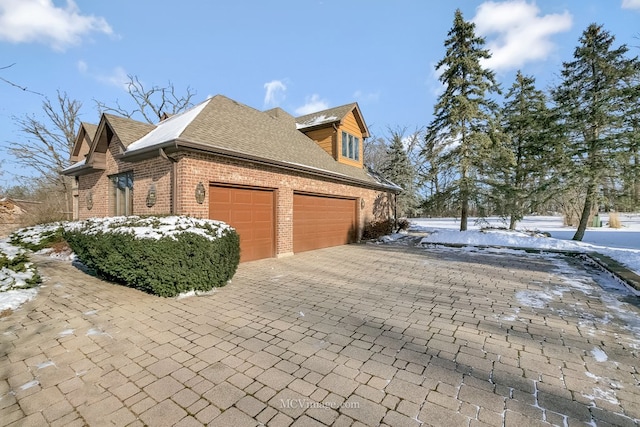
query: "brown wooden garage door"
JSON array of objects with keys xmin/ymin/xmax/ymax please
[
  {"xmin": 209, "ymin": 185, "xmax": 275, "ymax": 262},
  {"xmin": 293, "ymin": 193, "xmax": 357, "ymax": 253}
]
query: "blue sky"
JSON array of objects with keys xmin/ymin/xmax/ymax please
[{"xmin": 1, "ymin": 0, "xmax": 640, "ymax": 187}]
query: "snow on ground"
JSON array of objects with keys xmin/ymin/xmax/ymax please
[
  {"xmin": 3, "ymin": 214, "xmax": 639, "ymax": 314},
  {"xmin": 1, "ymin": 216, "xmax": 238, "ymax": 312},
  {"xmin": 0, "ymin": 288, "xmax": 37, "ymax": 312},
  {"xmin": 412, "ymin": 214, "xmax": 640, "ymax": 276},
  {"xmin": 0, "ymin": 237, "xmax": 39, "ymax": 312}
]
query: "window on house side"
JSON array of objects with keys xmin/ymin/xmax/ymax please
[
  {"xmin": 341, "ymin": 131, "xmax": 360, "ymax": 161},
  {"xmin": 110, "ymin": 171, "xmax": 133, "ymax": 216}
]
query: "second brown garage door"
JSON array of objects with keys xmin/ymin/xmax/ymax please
[
  {"xmin": 209, "ymin": 185, "xmax": 275, "ymax": 262},
  {"xmin": 293, "ymin": 193, "xmax": 357, "ymax": 253}
]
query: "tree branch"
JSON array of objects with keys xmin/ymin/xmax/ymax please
[{"xmin": 94, "ymin": 74, "xmax": 196, "ymax": 124}]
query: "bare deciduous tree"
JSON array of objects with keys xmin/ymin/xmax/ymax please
[
  {"xmin": 363, "ymin": 134, "xmax": 388, "ymax": 172},
  {"xmin": 95, "ymin": 74, "xmax": 196, "ymax": 124},
  {"xmin": 3, "ymin": 74, "xmax": 195, "ymax": 223},
  {"xmin": 1, "ymin": 63, "xmax": 45, "ymax": 96},
  {"xmin": 5, "ymin": 91, "xmax": 81, "ymax": 219}
]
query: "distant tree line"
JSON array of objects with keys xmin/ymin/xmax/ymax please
[{"xmin": 371, "ymin": 10, "xmax": 640, "ymax": 241}]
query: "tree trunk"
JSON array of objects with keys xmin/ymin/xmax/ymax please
[
  {"xmin": 572, "ymin": 180, "xmax": 598, "ymax": 241},
  {"xmin": 509, "ymin": 215, "xmax": 517, "ymax": 230},
  {"xmin": 460, "ymin": 163, "xmax": 468, "ymax": 231},
  {"xmin": 460, "ymin": 195, "xmax": 468, "ymax": 231},
  {"xmin": 633, "ymin": 151, "xmax": 639, "ymax": 209}
]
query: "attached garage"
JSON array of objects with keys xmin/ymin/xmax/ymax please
[
  {"xmin": 293, "ymin": 193, "xmax": 357, "ymax": 253},
  {"xmin": 209, "ymin": 185, "xmax": 275, "ymax": 262}
]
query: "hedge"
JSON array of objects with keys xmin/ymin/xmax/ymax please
[{"xmin": 63, "ymin": 216, "xmax": 240, "ymax": 297}]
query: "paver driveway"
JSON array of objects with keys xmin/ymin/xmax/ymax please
[{"xmin": 1, "ymin": 244, "xmax": 639, "ymax": 426}]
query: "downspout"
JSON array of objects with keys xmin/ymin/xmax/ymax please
[
  {"xmin": 394, "ymin": 192, "xmax": 398, "ymax": 232},
  {"xmin": 333, "ymin": 123, "xmax": 339, "ymax": 158},
  {"xmin": 159, "ymin": 148, "xmax": 178, "ymax": 215}
]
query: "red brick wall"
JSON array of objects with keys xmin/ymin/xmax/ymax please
[
  {"xmin": 76, "ymin": 136, "xmax": 172, "ymax": 219},
  {"xmin": 77, "ymin": 144, "xmax": 393, "ymax": 256},
  {"xmin": 175, "ymin": 152, "xmax": 392, "ymax": 255}
]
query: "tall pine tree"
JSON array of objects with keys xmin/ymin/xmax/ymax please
[
  {"xmin": 620, "ymin": 62, "xmax": 640, "ymax": 211},
  {"xmin": 382, "ymin": 130, "xmax": 417, "ymax": 219},
  {"xmin": 498, "ymin": 71, "xmax": 559, "ymax": 229},
  {"xmin": 553, "ymin": 24, "xmax": 638, "ymax": 240},
  {"xmin": 424, "ymin": 9, "xmax": 500, "ymax": 231}
]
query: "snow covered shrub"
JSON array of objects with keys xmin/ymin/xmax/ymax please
[
  {"xmin": 63, "ymin": 216, "xmax": 240, "ymax": 297},
  {"xmin": 10, "ymin": 222, "xmax": 66, "ymax": 251},
  {"xmin": 0, "ymin": 240, "xmax": 41, "ymax": 291}
]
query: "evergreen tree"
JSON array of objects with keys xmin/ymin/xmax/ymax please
[
  {"xmin": 382, "ymin": 130, "xmax": 417, "ymax": 219},
  {"xmin": 497, "ymin": 71, "xmax": 559, "ymax": 229},
  {"xmin": 424, "ymin": 9, "xmax": 500, "ymax": 231},
  {"xmin": 619, "ymin": 62, "xmax": 640, "ymax": 211},
  {"xmin": 553, "ymin": 24, "xmax": 638, "ymax": 240}
]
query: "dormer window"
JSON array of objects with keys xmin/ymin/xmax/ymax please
[{"xmin": 341, "ymin": 131, "xmax": 360, "ymax": 161}]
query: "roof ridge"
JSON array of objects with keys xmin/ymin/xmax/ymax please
[{"xmin": 294, "ymin": 102, "xmax": 357, "ymax": 121}]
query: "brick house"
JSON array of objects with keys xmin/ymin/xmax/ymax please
[{"xmin": 63, "ymin": 95, "xmax": 399, "ymax": 262}]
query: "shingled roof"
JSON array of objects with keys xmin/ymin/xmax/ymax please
[
  {"xmin": 81, "ymin": 122, "xmax": 98, "ymax": 141},
  {"xmin": 295, "ymin": 103, "xmax": 355, "ymax": 129},
  {"xmin": 103, "ymin": 114, "xmax": 156, "ymax": 147},
  {"xmin": 66, "ymin": 95, "xmax": 398, "ymax": 191}
]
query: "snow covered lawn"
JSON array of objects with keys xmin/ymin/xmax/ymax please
[{"xmin": 411, "ymin": 214, "xmax": 640, "ymax": 276}]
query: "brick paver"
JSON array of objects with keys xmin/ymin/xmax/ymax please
[{"xmin": 1, "ymin": 244, "xmax": 639, "ymax": 426}]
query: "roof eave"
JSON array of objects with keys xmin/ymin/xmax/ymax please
[
  {"xmin": 296, "ymin": 120, "xmax": 340, "ymax": 133},
  {"xmin": 61, "ymin": 163, "xmax": 102, "ymax": 177},
  {"xmin": 119, "ymin": 140, "xmax": 178, "ymax": 162},
  {"xmin": 119, "ymin": 138, "xmax": 398, "ymax": 192},
  {"xmin": 175, "ymin": 138, "xmax": 397, "ymax": 192}
]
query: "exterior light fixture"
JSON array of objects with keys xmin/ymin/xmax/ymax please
[
  {"xmin": 146, "ymin": 184, "xmax": 157, "ymax": 208},
  {"xmin": 195, "ymin": 182, "xmax": 206, "ymax": 204},
  {"xmin": 86, "ymin": 191, "xmax": 93, "ymax": 210}
]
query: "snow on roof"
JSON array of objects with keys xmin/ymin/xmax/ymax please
[
  {"xmin": 127, "ymin": 99, "xmax": 211, "ymax": 152},
  {"xmin": 295, "ymin": 114, "xmax": 338, "ymax": 130},
  {"xmin": 61, "ymin": 158, "xmax": 86, "ymax": 172}
]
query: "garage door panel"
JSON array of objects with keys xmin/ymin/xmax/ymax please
[
  {"xmin": 252, "ymin": 191, "xmax": 273, "ymax": 205},
  {"xmin": 231, "ymin": 210, "xmax": 253, "ymax": 223},
  {"xmin": 209, "ymin": 186, "xmax": 275, "ymax": 262},
  {"xmin": 293, "ymin": 194, "xmax": 356, "ymax": 253},
  {"xmin": 253, "ymin": 227, "xmax": 272, "ymax": 239}
]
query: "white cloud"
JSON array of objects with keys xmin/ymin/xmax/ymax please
[
  {"xmin": 622, "ymin": 0, "xmax": 640, "ymax": 9},
  {"xmin": 0, "ymin": 0, "xmax": 112, "ymax": 51},
  {"xmin": 353, "ymin": 90, "xmax": 380, "ymax": 103},
  {"xmin": 79, "ymin": 61, "xmax": 129, "ymax": 89},
  {"xmin": 76, "ymin": 59, "xmax": 88, "ymax": 73},
  {"xmin": 294, "ymin": 94, "xmax": 329, "ymax": 115},
  {"xmin": 263, "ymin": 80, "xmax": 286, "ymax": 107},
  {"xmin": 97, "ymin": 66, "xmax": 129, "ymax": 89},
  {"xmin": 472, "ymin": 1, "xmax": 572, "ymax": 71}
]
